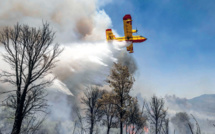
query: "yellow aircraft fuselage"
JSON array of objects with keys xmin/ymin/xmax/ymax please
[{"xmin": 106, "ymin": 14, "xmax": 147, "ymax": 53}]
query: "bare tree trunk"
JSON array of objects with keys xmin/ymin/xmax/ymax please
[
  {"xmin": 11, "ymin": 113, "xmax": 23, "ymax": 134},
  {"xmin": 120, "ymin": 93, "xmax": 123, "ymax": 134},
  {"xmin": 11, "ymin": 91, "xmax": 26, "ymax": 134},
  {"xmin": 126, "ymin": 124, "xmax": 128, "ymax": 134},
  {"xmin": 90, "ymin": 121, "xmax": 94, "ymax": 134},
  {"xmin": 188, "ymin": 123, "xmax": 194, "ymax": 134},
  {"xmin": 156, "ymin": 121, "xmax": 158, "ymax": 134},
  {"xmin": 72, "ymin": 121, "xmax": 77, "ymax": 134},
  {"xmin": 120, "ymin": 122, "xmax": 123, "ymax": 134},
  {"xmin": 107, "ymin": 126, "xmax": 110, "ymax": 134},
  {"xmin": 11, "ymin": 85, "xmax": 29, "ymax": 134}
]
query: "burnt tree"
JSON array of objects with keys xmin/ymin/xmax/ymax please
[
  {"xmin": 81, "ymin": 86, "xmax": 104, "ymax": 134},
  {"xmin": 0, "ymin": 23, "xmax": 62, "ymax": 134},
  {"xmin": 107, "ymin": 63, "xmax": 134, "ymax": 134},
  {"xmin": 126, "ymin": 98, "xmax": 146, "ymax": 134},
  {"xmin": 146, "ymin": 95, "xmax": 167, "ymax": 134},
  {"xmin": 98, "ymin": 91, "xmax": 118, "ymax": 134}
]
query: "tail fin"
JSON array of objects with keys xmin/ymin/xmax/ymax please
[{"xmin": 106, "ymin": 29, "xmax": 115, "ymax": 41}]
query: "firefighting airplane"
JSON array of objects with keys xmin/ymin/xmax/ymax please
[{"xmin": 106, "ymin": 14, "xmax": 147, "ymax": 53}]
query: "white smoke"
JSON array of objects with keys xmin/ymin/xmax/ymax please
[{"xmin": 0, "ymin": 0, "xmax": 112, "ymax": 43}]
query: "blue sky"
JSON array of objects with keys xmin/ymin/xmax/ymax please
[{"xmin": 101, "ymin": 0, "xmax": 215, "ymax": 98}]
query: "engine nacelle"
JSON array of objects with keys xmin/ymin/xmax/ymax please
[{"xmin": 132, "ymin": 29, "xmax": 138, "ymax": 33}]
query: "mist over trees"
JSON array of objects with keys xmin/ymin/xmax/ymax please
[
  {"xmin": 171, "ymin": 112, "xmax": 192, "ymax": 134},
  {"xmin": 171, "ymin": 112, "xmax": 203, "ymax": 134}
]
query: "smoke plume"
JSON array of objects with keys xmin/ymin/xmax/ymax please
[{"xmin": 0, "ymin": 0, "xmax": 111, "ymax": 43}]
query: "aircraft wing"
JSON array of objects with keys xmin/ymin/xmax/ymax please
[
  {"xmin": 123, "ymin": 14, "xmax": 132, "ymax": 41},
  {"xmin": 123, "ymin": 15, "xmax": 134, "ymax": 53}
]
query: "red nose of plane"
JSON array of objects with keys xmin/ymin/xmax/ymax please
[{"xmin": 141, "ymin": 38, "xmax": 147, "ymax": 42}]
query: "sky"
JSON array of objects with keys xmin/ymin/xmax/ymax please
[{"xmin": 101, "ymin": 0, "xmax": 215, "ymax": 98}]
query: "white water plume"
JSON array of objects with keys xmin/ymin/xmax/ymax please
[{"xmin": 52, "ymin": 41, "xmax": 131, "ymax": 95}]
